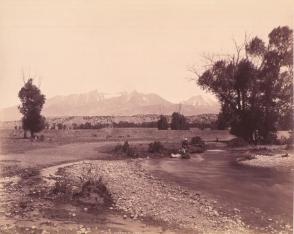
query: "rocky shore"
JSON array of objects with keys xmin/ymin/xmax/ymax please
[{"xmin": 56, "ymin": 159, "xmax": 249, "ymax": 233}]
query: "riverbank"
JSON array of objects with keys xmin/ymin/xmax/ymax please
[
  {"xmin": 56, "ymin": 159, "xmax": 248, "ymax": 233},
  {"xmin": 0, "ymin": 133, "xmax": 293, "ymax": 233}
]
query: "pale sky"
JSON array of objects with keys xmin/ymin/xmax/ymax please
[{"xmin": 0, "ymin": 0, "xmax": 293, "ymax": 108}]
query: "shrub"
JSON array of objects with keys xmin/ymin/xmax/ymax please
[
  {"xmin": 190, "ymin": 136, "xmax": 205, "ymax": 147},
  {"xmin": 19, "ymin": 167, "xmax": 40, "ymax": 179},
  {"xmin": 227, "ymin": 137, "xmax": 248, "ymax": 147},
  {"xmin": 122, "ymin": 141, "xmax": 130, "ymax": 153},
  {"xmin": 52, "ymin": 179, "xmax": 69, "ymax": 195},
  {"xmin": 189, "ymin": 136, "xmax": 206, "ymax": 153},
  {"xmin": 148, "ymin": 141, "xmax": 164, "ymax": 153},
  {"xmin": 114, "ymin": 141, "xmax": 137, "ymax": 157},
  {"xmin": 79, "ymin": 177, "xmax": 112, "ymax": 205}
]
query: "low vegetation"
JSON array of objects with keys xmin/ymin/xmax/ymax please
[
  {"xmin": 50, "ymin": 168, "xmax": 113, "ymax": 206},
  {"xmin": 190, "ymin": 136, "xmax": 205, "ymax": 147},
  {"xmin": 189, "ymin": 136, "xmax": 206, "ymax": 153},
  {"xmin": 148, "ymin": 141, "xmax": 165, "ymax": 153},
  {"xmin": 113, "ymin": 141, "xmax": 137, "ymax": 157}
]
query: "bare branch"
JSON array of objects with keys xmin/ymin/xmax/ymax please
[
  {"xmin": 187, "ymin": 65, "xmax": 201, "ymax": 78},
  {"xmin": 201, "ymin": 52, "xmax": 216, "ymax": 66},
  {"xmin": 232, "ymin": 38, "xmax": 245, "ymax": 65}
]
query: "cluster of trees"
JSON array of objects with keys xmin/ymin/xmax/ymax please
[
  {"xmin": 157, "ymin": 112, "xmax": 190, "ymax": 130},
  {"xmin": 194, "ymin": 26, "xmax": 293, "ymax": 143},
  {"xmin": 70, "ymin": 121, "xmax": 158, "ymax": 129},
  {"xmin": 113, "ymin": 121, "xmax": 157, "ymax": 128},
  {"xmin": 74, "ymin": 122, "xmax": 105, "ymax": 129},
  {"xmin": 189, "ymin": 121, "xmax": 217, "ymax": 130}
]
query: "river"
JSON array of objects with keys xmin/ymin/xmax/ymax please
[{"xmin": 141, "ymin": 149, "xmax": 293, "ymax": 231}]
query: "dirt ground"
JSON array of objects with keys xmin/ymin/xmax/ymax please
[{"xmin": 0, "ymin": 128, "xmax": 293, "ymax": 233}]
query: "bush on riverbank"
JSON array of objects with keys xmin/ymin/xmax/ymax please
[
  {"xmin": 148, "ymin": 141, "xmax": 165, "ymax": 153},
  {"xmin": 51, "ymin": 168, "xmax": 113, "ymax": 206},
  {"xmin": 190, "ymin": 136, "xmax": 205, "ymax": 147},
  {"xmin": 189, "ymin": 136, "xmax": 206, "ymax": 153},
  {"xmin": 113, "ymin": 141, "xmax": 137, "ymax": 157}
]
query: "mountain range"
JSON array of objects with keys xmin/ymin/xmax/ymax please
[{"xmin": 0, "ymin": 90, "xmax": 220, "ymax": 121}]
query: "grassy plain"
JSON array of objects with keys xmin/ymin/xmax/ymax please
[{"xmin": 0, "ymin": 127, "xmax": 234, "ymax": 155}]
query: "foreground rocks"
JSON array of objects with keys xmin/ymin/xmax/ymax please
[{"xmin": 59, "ymin": 159, "xmax": 249, "ymax": 233}]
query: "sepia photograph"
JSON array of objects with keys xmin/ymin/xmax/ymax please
[{"xmin": 0, "ymin": 0, "xmax": 293, "ymax": 233}]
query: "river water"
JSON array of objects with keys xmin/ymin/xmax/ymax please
[{"xmin": 141, "ymin": 149, "xmax": 293, "ymax": 231}]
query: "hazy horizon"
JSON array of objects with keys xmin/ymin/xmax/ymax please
[
  {"xmin": 0, "ymin": 88, "xmax": 218, "ymax": 109},
  {"xmin": 0, "ymin": 0, "xmax": 293, "ymax": 109}
]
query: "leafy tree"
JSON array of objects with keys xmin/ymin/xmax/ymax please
[
  {"xmin": 18, "ymin": 79, "xmax": 46, "ymax": 138},
  {"xmin": 195, "ymin": 26, "xmax": 293, "ymax": 143},
  {"xmin": 170, "ymin": 112, "xmax": 189, "ymax": 130},
  {"xmin": 157, "ymin": 115, "xmax": 169, "ymax": 130}
]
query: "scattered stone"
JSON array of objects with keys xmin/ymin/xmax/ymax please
[
  {"xmin": 233, "ymin": 208, "xmax": 240, "ymax": 213},
  {"xmin": 56, "ymin": 160, "xmax": 248, "ymax": 233}
]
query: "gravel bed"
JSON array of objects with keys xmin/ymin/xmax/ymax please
[{"xmin": 61, "ymin": 159, "xmax": 249, "ymax": 233}]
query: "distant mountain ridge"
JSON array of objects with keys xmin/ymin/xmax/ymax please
[{"xmin": 0, "ymin": 90, "xmax": 220, "ymax": 121}]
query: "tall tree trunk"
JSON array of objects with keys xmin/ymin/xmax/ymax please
[{"xmin": 23, "ymin": 130, "xmax": 27, "ymax": 139}]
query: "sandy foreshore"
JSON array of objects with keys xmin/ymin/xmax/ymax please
[
  {"xmin": 238, "ymin": 152, "xmax": 294, "ymax": 169},
  {"xmin": 54, "ymin": 159, "xmax": 249, "ymax": 233}
]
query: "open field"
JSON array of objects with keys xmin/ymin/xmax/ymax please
[
  {"xmin": 0, "ymin": 128, "xmax": 234, "ymax": 154},
  {"xmin": 0, "ymin": 128, "xmax": 293, "ymax": 233}
]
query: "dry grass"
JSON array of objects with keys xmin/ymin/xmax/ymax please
[{"xmin": 0, "ymin": 128, "xmax": 234, "ymax": 155}]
